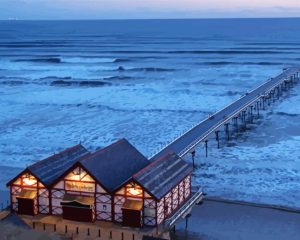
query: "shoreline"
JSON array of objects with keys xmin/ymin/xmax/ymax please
[{"xmin": 204, "ymin": 196, "xmax": 300, "ymax": 214}]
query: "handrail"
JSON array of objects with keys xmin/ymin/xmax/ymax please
[
  {"xmin": 164, "ymin": 187, "xmax": 203, "ymax": 228},
  {"xmin": 178, "ymin": 70, "xmax": 299, "ymax": 157}
]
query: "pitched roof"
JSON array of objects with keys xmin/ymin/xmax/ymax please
[
  {"xmin": 80, "ymin": 139, "xmax": 149, "ymax": 192},
  {"xmin": 134, "ymin": 152, "xmax": 193, "ymax": 199},
  {"xmin": 28, "ymin": 144, "xmax": 90, "ymax": 187}
]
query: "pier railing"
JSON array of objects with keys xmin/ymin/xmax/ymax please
[
  {"xmin": 178, "ymin": 72, "xmax": 299, "ymax": 157},
  {"xmin": 164, "ymin": 187, "xmax": 203, "ymax": 229}
]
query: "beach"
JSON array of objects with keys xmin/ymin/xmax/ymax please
[{"xmin": 172, "ymin": 199, "xmax": 300, "ymax": 240}]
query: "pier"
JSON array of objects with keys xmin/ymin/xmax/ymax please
[
  {"xmin": 150, "ymin": 67, "xmax": 300, "ymax": 166},
  {"xmin": 150, "ymin": 66, "xmax": 300, "ymax": 231}
]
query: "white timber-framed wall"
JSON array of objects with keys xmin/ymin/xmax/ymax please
[
  {"xmin": 9, "ymin": 170, "xmax": 48, "ymax": 215},
  {"xmin": 51, "ymin": 165, "xmax": 112, "ymax": 221},
  {"xmin": 114, "ymin": 180, "xmax": 157, "ymax": 226}
]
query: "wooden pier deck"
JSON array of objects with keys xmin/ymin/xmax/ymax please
[{"xmin": 150, "ymin": 67, "xmax": 300, "ymax": 161}]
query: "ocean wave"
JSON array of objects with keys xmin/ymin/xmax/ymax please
[
  {"xmin": 113, "ymin": 56, "xmax": 168, "ymax": 63},
  {"xmin": 131, "ymin": 67, "xmax": 176, "ymax": 72},
  {"xmin": 241, "ymin": 42, "xmax": 300, "ymax": 46},
  {"xmin": 0, "ymin": 76, "xmax": 112, "ymax": 87},
  {"xmin": 113, "ymin": 58, "xmax": 131, "ymax": 63},
  {"xmin": 103, "ymin": 76, "xmax": 134, "ymax": 81},
  {"xmin": 0, "ymin": 44, "xmax": 68, "ymax": 48},
  {"xmin": 39, "ymin": 76, "xmax": 113, "ymax": 86},
  {"xmin": 13, "ymin": 57, "xmax": 62, "ymax": 63},
  {"xmin": 62, "ymin": 57, "xmax": 116, "ymax": 64},
  {"xmin": 198, "ymin": 61, "xmax": 284, "ymax": 66},
  {"xmin": 223, "ymin": 90, "xmax": 244, "ymax": 96},
  {"xmin": 0, "ymin": 80, "xmax": 28, "ymax": 86},
  {"xmin": 36, "ymin": 102, "xmax": 206, "ymax": 114},
  {"xmin": 276, "ymin": 112, "xmax": 299, "ymax": 117},
  {"xmin": 167, "ymin": 50, "xmax": 287, "ymax": 55},
  {"xmin": 50, "ymin": 80, "xmax": 112, "ymax": 87},
  {"xmin": 91, "ymin": 50, "xmax": 287, "ymax": 55},
  {"xmin": 12, "ymin": 56, "xmax": 117, "ymax": 64},
  {"xmin": 114, "ymin": 67, "xmax": 176, "ymax": 72}
]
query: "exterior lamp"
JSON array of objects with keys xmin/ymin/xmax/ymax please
[
  {"xmin": 23, "ymin": 173, "xmax": 35, "ymax": 185},
  {"xmin": 128, "ymin": 183, "xmax": 142, "ymax": 196}
]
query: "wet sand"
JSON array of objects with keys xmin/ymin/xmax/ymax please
[{"xmin": 171, "ymin": 199, "xmax": 300, "ymax": 240}]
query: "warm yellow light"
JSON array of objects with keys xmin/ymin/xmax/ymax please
[
  {"xmin": 67, "ymin": 174, "xmax": 81, "ymax": 181},
  {"xmin": 23, "ymin": 178, "xmax": 36, "ymax": 186},
  {"xmin": 128, "ymin": 187, "xmax": 142, "ymax": 196}
]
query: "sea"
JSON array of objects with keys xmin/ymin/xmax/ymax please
[{"xmin": 0, "ymin": 18, "xmax": 300, "ymax": 208}]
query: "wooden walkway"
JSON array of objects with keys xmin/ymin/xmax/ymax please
[{"xmin": 150, "ymin": 67, "xmax": 300, "ymax": 161}]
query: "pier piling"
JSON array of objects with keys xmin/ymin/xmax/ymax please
[
  {"xmin": 205, "ymin": 140, "xmax": 208, "ymax": 157},
  {"xmin": 215, "ymin": 131, "xmax": 220, "ymax": 149}
]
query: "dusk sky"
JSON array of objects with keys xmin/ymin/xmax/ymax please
[{"xmin": 1, "ymin": 0, "xmax": 300, "ymax": 20}]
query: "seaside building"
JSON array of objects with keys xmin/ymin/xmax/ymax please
[{"xmin": 7, "ymin": 139, "xmax": 194, "ymax": 228}]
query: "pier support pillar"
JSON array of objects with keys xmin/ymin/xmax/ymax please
[
  {"xmin": 191, "ymin": 150, "xmax": 196, "ymax": 170},
  {"xmin": 215, "ymin": 131, "xmax": 220, "ymax": 149},
  {"xmin": 276, "ymin": 86, "xmax": 280, "ymax": 99},
  {"xmin": 242, "ymin": 110, "xmax": 247, "ymax": 127},
  {"xmin": 250, "ymin": 106, "xmax": 253, "ymax": 123},
  {"xmin": 185, "ymin": 214, "xmax": 191, "ymax": 230},
  {"xmin": 224, "ymin": 123, "xmax": 230, "ymax": 141},
  {"xmin": 205, "ymin": 140, "xmax": 208, "ymax": 157},
  {"xmin": 233, "ymin": 117, "xmax": 238, "ymax": 131},
  {"xmin": 271, "ymin": 90, "xmax": 275, "ymax": 102},
  {"xmin": 262, "ymin": 96, "xmax": 265, "ymax": 110}
]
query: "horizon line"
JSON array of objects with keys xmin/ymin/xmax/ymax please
[{"xmin": 1, "ymin": 16, "xmax": 300, "ymax": 21}]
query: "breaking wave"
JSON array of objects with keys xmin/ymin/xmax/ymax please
[
  {"xmin": 276, "ymin": 112, "xmax": 299, "ymax": 117},
  {"xmin": 198, "ymin": 61, "xmax": 285, "ymax": 66},
  {"xmin": 103, "ymin": 76, "xmax": 134, "ymax": 81},
  {"xmin": 113, "ymin": 58, "xmax": 131, "ymax": 63},
  {"xmin": 13, "ymin": 57, "xmax": 62, "ymax": 63},
  {"xmin": 115, "ymin": 67, "xmax": 176, "ymax": 72},
  {"xmin": 51, "ymin": 80, "xmax": 111, "ymax": 87}
]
